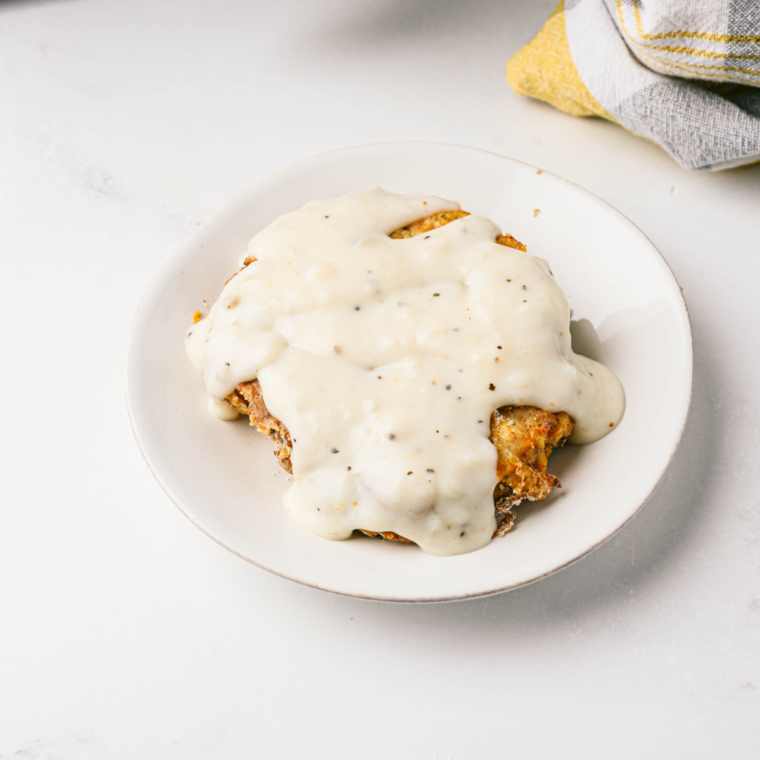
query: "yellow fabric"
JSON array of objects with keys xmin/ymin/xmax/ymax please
[{"xmin": 506, "ymin": 1, "xmax": 618, "ymax": 123}]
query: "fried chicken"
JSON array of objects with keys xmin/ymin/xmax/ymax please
[{"xmin": 225, "ymin": 209, "xmax": 573, "ymax": 542}]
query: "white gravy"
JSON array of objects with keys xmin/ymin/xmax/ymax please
[{"xmin": 186, "ymin": 188, "xmax": 625, "ymax": 556}]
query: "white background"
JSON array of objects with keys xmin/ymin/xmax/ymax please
[{"xmin": 2, "ymin": 1, "xmax": 759, "ymax": 757}]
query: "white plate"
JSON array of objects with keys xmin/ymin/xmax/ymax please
[{"xmin": 126, "ymin": 143, "xmax": 692, "ymax": 602}]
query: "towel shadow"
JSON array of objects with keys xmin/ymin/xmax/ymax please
[
  {"xmin": 0, "ymin": 0, "xmax": 76, "ymax": 9},
  {"xmin": 295, "ymin": 0, "xmax": 557, "ymax": 53}
]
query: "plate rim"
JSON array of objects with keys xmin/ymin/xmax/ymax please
[{"xmin": 125, "ymin": 141, "xmax": 694, "ymax": 603}]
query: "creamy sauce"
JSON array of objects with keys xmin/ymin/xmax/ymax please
[
  {"xmin": 186, "ymin": 188, "xmax": 625, "ymax": 556},
  {"xmin": 208, "ymin": 397, "xmax": 239, "ymax": 421}
]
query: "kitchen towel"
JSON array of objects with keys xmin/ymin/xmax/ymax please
[{"xmin": 507, "ymin": 0, "xmax": 760, "ymax": 170}]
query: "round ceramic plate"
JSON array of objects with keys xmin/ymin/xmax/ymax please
[{"xmin": 126, "ymin": 143, "xmax": 692, "ymax": 602}]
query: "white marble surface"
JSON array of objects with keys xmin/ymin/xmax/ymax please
[{"xmin": 1, "ymin": 0, "xmax": 759, "ymax": 757}]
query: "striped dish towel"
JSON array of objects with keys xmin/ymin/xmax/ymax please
[{"xmin": 507, "ymin": 0, "xmax": 760, "ymax": 170}]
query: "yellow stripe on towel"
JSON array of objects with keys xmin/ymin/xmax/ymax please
[{"xmin": 506, "ymin": 0, "xmax": 618, "ymax": 123}]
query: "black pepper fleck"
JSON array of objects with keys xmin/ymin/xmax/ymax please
[
  {"xmin": 426, "ymin": 468, "xmax": 435, "ymax": 473},
  {"xmin": 354, "ymin": 305, "xmax": 360, "ymax": 311},
  {"xmin": 522, "ymin": 284, "xmax": 527, "ymax": 291},
  {"xmin": 389, "ymin": 434, "xmax": 396, "ymax": 440},
  {"xmin": 497, "ymin": 346, "xmax": 502, "ymax": 349},
  {"xmin": 407, "ymin": 471, "xmax": 413, "ymax": 475},
  {"xmin": 225, "ymin": 362, "xmax": 230, "ymax": 366},
  {"xmin": 347, "ymin": 466, "xmax": 352, "ymax": 471},
  {"xmin": 424, "ymin": 235, "xmax": 430, "ymax": 239},
  {"xmin": 331, "ymin": 448, "xmax": 339, "ymax": 454},
  {"xmin": 433, "ymin": 293, "xmax": 440, "ymax": 297},
  {"xmin": 324, "ymin": 215, "xmax": 329, "ymax": 218},
  {"xmin": 445, "ymin": 385, "xmax": 451, "ymax": 390},
  {"xmin": 460, "ymin": 531, "xmax": 465, "ymax": 537},
  {"xmin": 489, "ymin": 383, "xmax": 496, "ymax": 391}
]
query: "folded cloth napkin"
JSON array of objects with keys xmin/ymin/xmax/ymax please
[{"xmin": 507, "ymin": 0, "xmax": 760, "ymax": 170}]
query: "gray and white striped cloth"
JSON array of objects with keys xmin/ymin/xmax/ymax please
[{"xmin": 507, "ymin": 0, "xmax": 760, "ymax": 170}]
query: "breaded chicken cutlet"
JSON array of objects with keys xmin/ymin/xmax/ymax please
[{"xmin": 225, "ymin": 209, "xmax": 574, "ymax": 541}]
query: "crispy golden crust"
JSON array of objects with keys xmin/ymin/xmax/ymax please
[
  {"xmin": 229, "ymin": 381, "xmax": 293, "ymax": 474},
  {"xmin": 356, "ymin": 530, "xmax": 413, "ymax": 544},
  {"xmin": 491, "ymin": 406, "xmax": 573, "ymax": 511},
  {"xmin": 224, "ymin": 210, "xmax": 569, "ymax": 542},
  {"xmin": 390, "ymin": 209, "xmax": 471, "ymax": 238},
  {"xmin": 495, "ymin": 233, "xmax": 527, "ymax": 252},
  {"xmin": 389, "ymin": 210, "xmax": 528, "ymax": 253}
]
